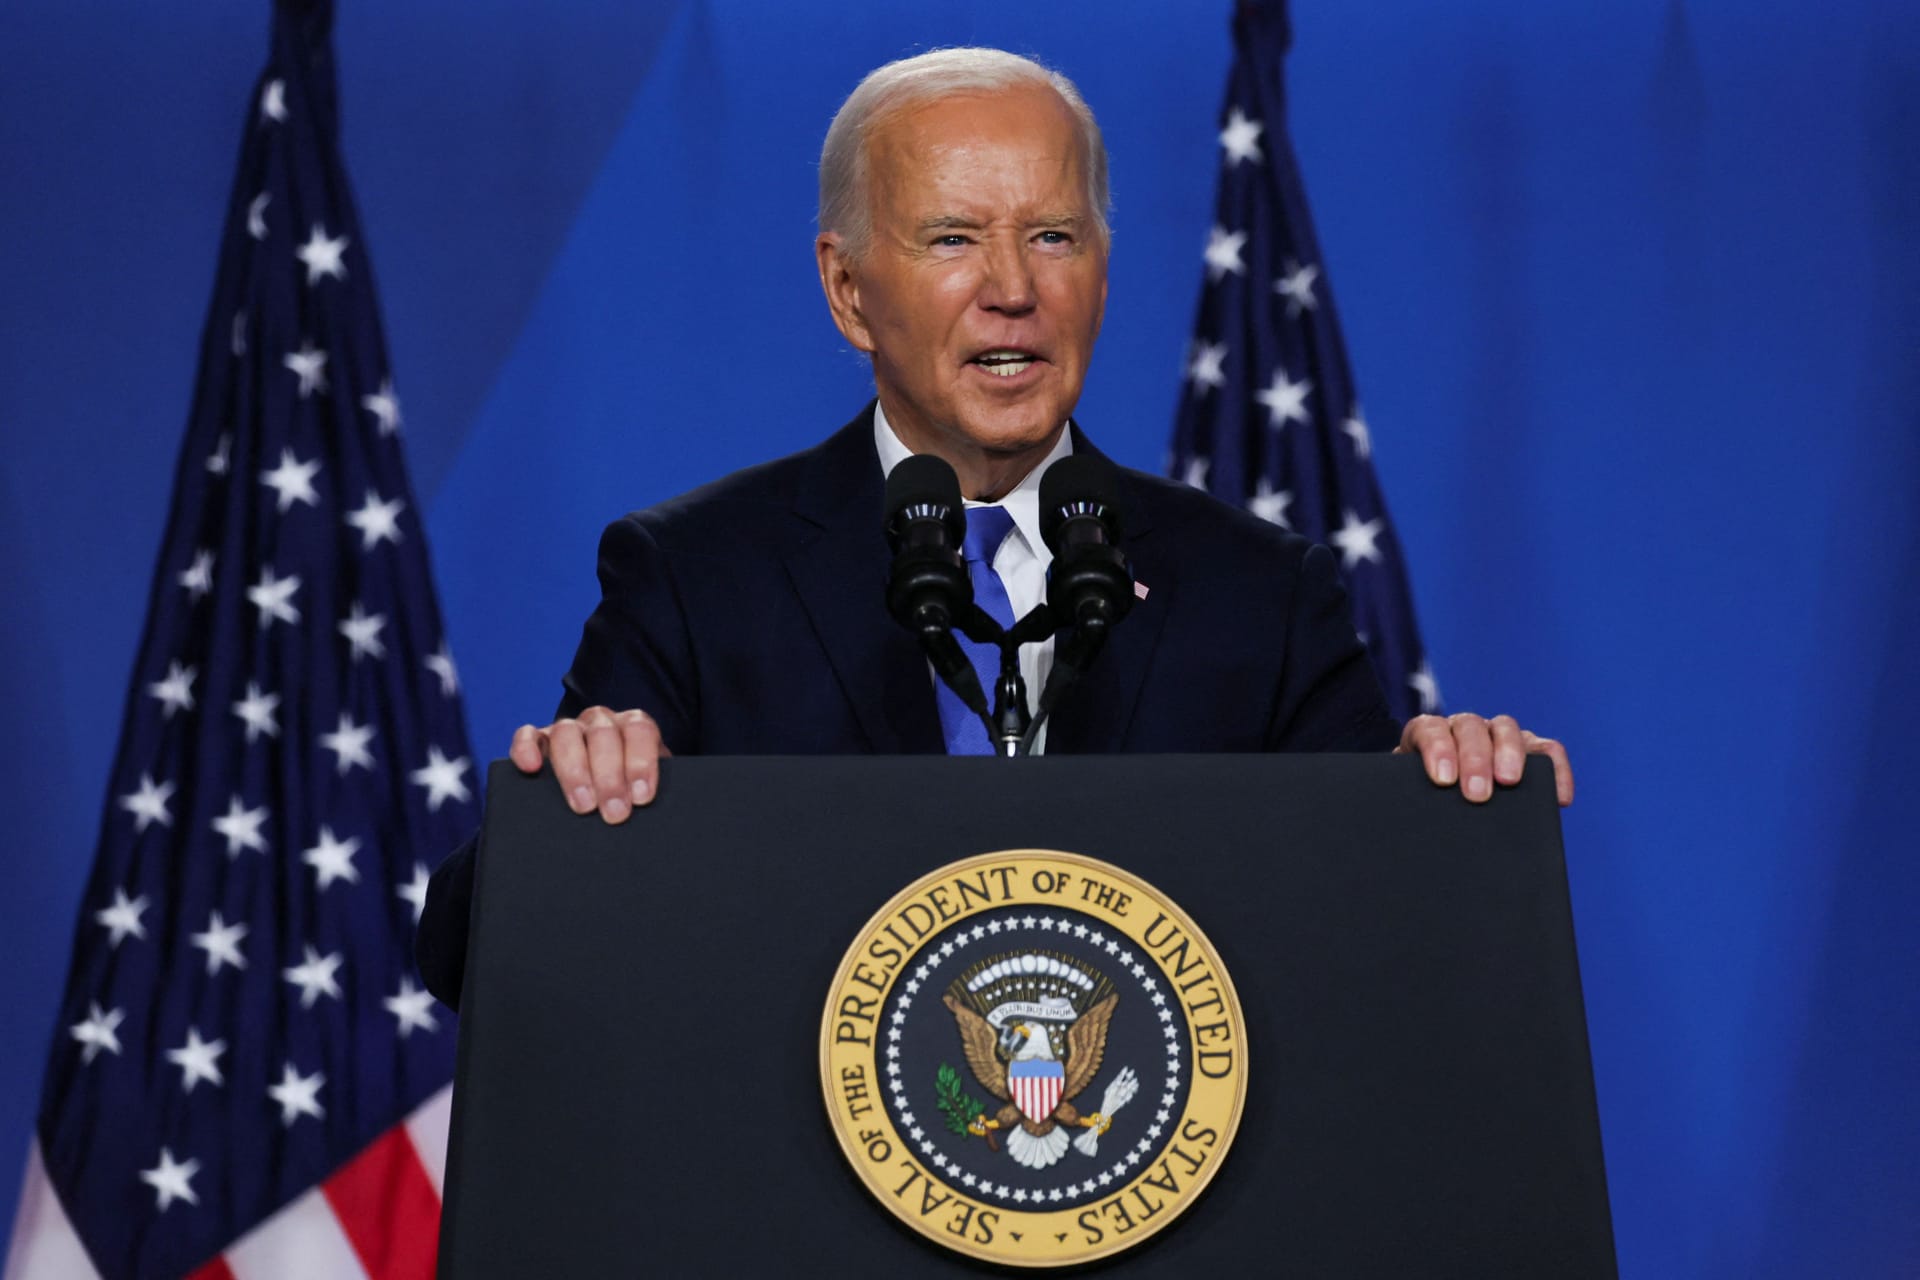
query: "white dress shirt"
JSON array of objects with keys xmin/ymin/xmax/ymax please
[{"xmin": 873, "ymin": 401, "xmax": 1068, "ymax": 750}]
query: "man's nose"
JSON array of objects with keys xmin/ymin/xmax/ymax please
[{"xmin": 978, "ymin": 238, "xmax": 1037, "ymax": 314}]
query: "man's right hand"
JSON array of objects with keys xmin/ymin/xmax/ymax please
[{"xmin": 509, "ymin": 707, "xmax": 669, "ymax": 824}]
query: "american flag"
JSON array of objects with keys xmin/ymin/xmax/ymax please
[
  {"xmin": 5, "ymin": 3, "xmax": 474, "ymax": 1277},
  {"xmin": 1168, "ymin": 0, "xmax": 1440, "ymax": 723}
]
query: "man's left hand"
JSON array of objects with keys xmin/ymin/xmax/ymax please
[{"xmin": 1395, "ymin": 713, "xmax": 1574, "ymax": 807}]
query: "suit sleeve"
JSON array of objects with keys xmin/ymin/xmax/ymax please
[
  {"xmin": 416, "ymin": 513, "xmax": 700, "ymax": 1011},
  {"xmin": 1266, "ymin": 542, "xmax": 1403, "ymax": 753},
  {"xmin": 417, "ymin": 831, "xmax": 476, "ymax": 1010},
  {"xmin": 556, "ymin": 513, "xmax": 700, "ymax": 746}
]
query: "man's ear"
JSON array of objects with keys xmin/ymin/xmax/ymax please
[
  {"xmin": 1094, "ymin": 258, "xmax": 1109, "ymax": 342},
  {"xmin": 815, "ymin": 233, "xmax": 875, "ymax": 353}
]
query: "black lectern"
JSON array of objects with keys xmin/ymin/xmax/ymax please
[{"xmin": 439, "ymin": 755, "xmax": 1614, "ymax": 1277}]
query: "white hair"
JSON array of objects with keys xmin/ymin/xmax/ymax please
[{"xmin": 818, "ymin": 48, "xmax": 1111, "ymax": 259}]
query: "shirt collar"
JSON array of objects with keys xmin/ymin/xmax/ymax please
[{"xmin": 872, "ymin": 399, "xmax": 1073, "ymax": 561}]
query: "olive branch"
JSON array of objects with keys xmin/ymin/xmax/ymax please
[{"xmin": 933, "ymin": 1063, "xmax": 986, "ymax": 1137}]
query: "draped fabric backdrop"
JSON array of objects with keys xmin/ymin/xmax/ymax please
[{"xmin": 3, "ymin": 2, "xmax": 1914, "ymax": 1276}]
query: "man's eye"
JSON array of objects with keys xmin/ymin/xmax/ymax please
[
  {"xmin": 934, "ymin": 234, "xmax": 970, "ymax": 247},
  {"xmin": 1036, "ymin": 230, "xmax": 1071, "ymax": 245}
]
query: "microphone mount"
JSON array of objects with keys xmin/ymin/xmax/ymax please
[{"xmin": 883, "ymin": 452, "xmax": 1136, "ymax": 758}]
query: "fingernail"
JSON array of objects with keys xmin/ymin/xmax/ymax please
[
  {"xmin": 603, "ymin": 797, "xmax": 630, "ymax": 822},
  {"xmin": 631, "ymin": 778, "xmax": 652, "ymax": 805},
  {"xmin": 1468, "ymin": 775, "xmax": 1491, "ymax": 801},
  {"xmin": 1436, "ymin": 759, "xmax": 1457, "ymax": 786},
  {"xmin": 571, "ymin": 785, "xmax": 594, "ymax": 813}
]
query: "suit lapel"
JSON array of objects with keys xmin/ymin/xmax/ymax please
[
  {"xmin": 1045, "ymin": 429, "xmax": 1173, "ymax": 755},
  {"xmin": 781, "ymin": 407, "xmax": 945, "ymax": 754}
]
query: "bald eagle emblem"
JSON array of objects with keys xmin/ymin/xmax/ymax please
[{"xmin": 938, "ymin": 951, "xmax": 1141, "ymax": 1171}]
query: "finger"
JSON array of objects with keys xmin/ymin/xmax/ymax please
[
  {"xmin": 1488, "ymin": 715, "xmax": 1526, "ymax": 786},
  {"xmin": 1450, "ymin": 712, "xmax": 1495, "ymax": 803},
  {"xmin": 1397, "ymin": 714, "xmax": 1458, "ymax": 787},
  {"xmin": 508, "ymin": 723, "xmax": 548, "ymax": 773},
  {"xmin": 619, "ymin": 711, "xmax": 664, "ymax": 806},
  {"xmin": 1524, "ymin": 732, "xmax": 1575, "ymax": 807},
  {"xmin": 580, "ymin": 707, "xmax": 632, "ymax": 823},
  {"xmin": 544, "ymin": 719, "xmax": 596, "ymax": 815}
]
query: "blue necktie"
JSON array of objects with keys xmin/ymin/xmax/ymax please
[{"xmin": 937, "ymin": 505, "xmax": 1018, "ymax": 755}]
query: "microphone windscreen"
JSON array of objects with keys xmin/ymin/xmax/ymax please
[
  {"xmin": 884, "ymin": 453, "xmax": 966, "ymax": 545},
  {"xmin": 1039, "ymin": 454, "xmax": 1125, "ymax": 550}
]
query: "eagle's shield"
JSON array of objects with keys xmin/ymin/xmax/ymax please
[{"xmin": 1008, "ymin": 1059, "xmax": 1065, "ymax": 1123}]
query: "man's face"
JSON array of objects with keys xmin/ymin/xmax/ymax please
[{"xmin": 819, "ymin": 83, "xmax": 1109, "ymax": 481}]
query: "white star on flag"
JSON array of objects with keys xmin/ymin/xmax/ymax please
[
  {"xmin": 1331, "ymin": 510, "xmax": 1386, "ymax": 568},
  {"xmin": 1202, "ymin": 225, "xmax": 1248, "ymax": 282},
  {"xmin": 302, "ymin": 825, "xmax": 362, "ymax": 890},
  {"xmin": 147, "ymin": 660, "xmax": 198, "ymax": 721},
  {"xmin": 267, "ymin": 1063, "xmax": 326, "ymax": 1127},
  {"xmin": 190, "ymin": 911, "xmax": 249, "ymax": 974},
  {"xmin": 1255, "ymin": 368, "xmax": 1313, "ymax": 428},
  {"xmin": 397, "ymin": 863, "xmax": 432, "ymax": 923},
  {"xmin": 1274, "ymin": 259, "xmax": 1320, "ymax": 316},
  {"xmin": 259, "ymin": 78, "xmax": 287, "ymax": 124},
  {"xmin": 205, "ymin": 433, "xmax": 231, "ymax": 475},
  {"xmin": 69, "ymin": 1002, "xmax": 125, "ymax": 1064},
  {"xmin": 1249, "ymin": 478, "xmax": 1293, "ymax": 529},
  {"xmin": 260, "ymin": 447, "xmax": 321, "ymax": 512},
  {"xmin": 246, "ymin": 191, "xmax": 270, "ymax": 241},
  {"xmin": 360, "ymin": 378, "xmax": 402, "ymax": 436},
  {"xmin": 1186, "ymin": 340, "xmax": 1228, "ymax": 395},
  {"xmin": 94, "ymin": 887, "xmax": 149, "ymax": 947},
  {"xmin": 384, "ymin": 976, "xmax": 440, "ymax": 1038},
  {"xmin": 424, "ymin": 642, "xmax": 460, "ymax": 696},
  {"xmin": 247, "ymin": 565, "xmax": 302, "ymax": 629},
  {"xmin": 345, "ymin": 490, "xmax": 405, "ymax": 550},
  {"xmin": 140, "ymin": 1148, "xmax": 201, "ymax": 1212},
  {"xmin": 282, "ymin": 945, "xmax": 345, "ymax": 1008},
  {"xmin": 410, "ymin": 746, "xmax": 472, "ymax": 812},
  {"xmin": 230, "ymin": 680, "xmax": 281, "ymax": 742},
  {"xmin": 318, "ymin": 710, "xmax": 376, "ymax": 775},
  {"xmin": 282, "ymin": 342, "xmax": 329, "ymax": 398},
  {"xmin": 1181, "ymin": 456, "xmax": 1210, "ymax": 490},
  {"xmin": 295, "ymin": 223, "xmax": 349, "ymax": 286},
  {"xmin": 178, "ymin": 550, "xmax": 215, "ymax": 600},
  {"xmin": 118, "ymin": 772, "xmax": 175, "ymax": 833},
  {"xmin": 1408, "ymin": 660, "xmax": 1441, "ymax": 713},
  {"xmin": 1218, "ymin": 106, "xmax": 1265, "ymax": 165},
  {"xmin": 1342, "ymin": 411, "xmax": 1373, "ymax": 459},
  {"xmin": 166, "ymin": 1028, "xmax": 227, "ymax": 1093},
  {"xmin": 338, "ymin": 602, "xmax": 389, "ymax": 662},
  {"xmin": 211, "ymin": 794, "xmax": 270, "ymax": 858}
]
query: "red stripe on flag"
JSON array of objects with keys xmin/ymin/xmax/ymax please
[
  {"xmin": 187, "ymin": 1255, "xmax": 238, "ymax": 1280},
  {"xmin": 321, "ymin": 1124, "xmax": 442, "ymax": 1280}
]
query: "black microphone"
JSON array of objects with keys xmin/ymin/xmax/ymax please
[
  {"xmin": 1023, "ymin": 455, "xmax": 1135, "ymax": 753},
  {"xmin": 884, "ymin": 455, "xmax": 990, "ymax": 721},
  {"xmin": 1039, "ymin": 454, "xmax": 1134, "ymax": 637}
]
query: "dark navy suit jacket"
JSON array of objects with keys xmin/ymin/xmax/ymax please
[{"xmin": 418, "ymin": 406, "xmax": 1399, "ymax": 1006}]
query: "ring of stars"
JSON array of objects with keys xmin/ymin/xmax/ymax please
[{"xmin": 879, "ymin": 910, "xmax": 1186, "ymax": 1207}]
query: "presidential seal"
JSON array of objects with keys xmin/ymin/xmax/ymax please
[{"xmin": 820, "ymin": 850, "xmax": 1247, "ymax": 1267}]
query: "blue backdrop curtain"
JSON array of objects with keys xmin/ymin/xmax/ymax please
[{"xmin": 2, "ymin": 3, "xmax": 1915, "ymax": 1275}]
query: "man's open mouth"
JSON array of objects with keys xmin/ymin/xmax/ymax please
[{"xmin": 970, "ymin": 348, "xmax": 1041, "ymax": 378}]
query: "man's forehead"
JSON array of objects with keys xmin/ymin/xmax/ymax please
[
  {"xmin": 869, "ymin": 84, "xmax": 1080, "ymax": 163},
  {"xmin": 867, "ymin": 89, "xmax": 1088, "ymax": 206}
]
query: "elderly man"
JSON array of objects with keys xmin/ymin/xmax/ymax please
[{"xmin": 417, "ymin": 48, "xmax": 1570, "ymax": 1008}]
